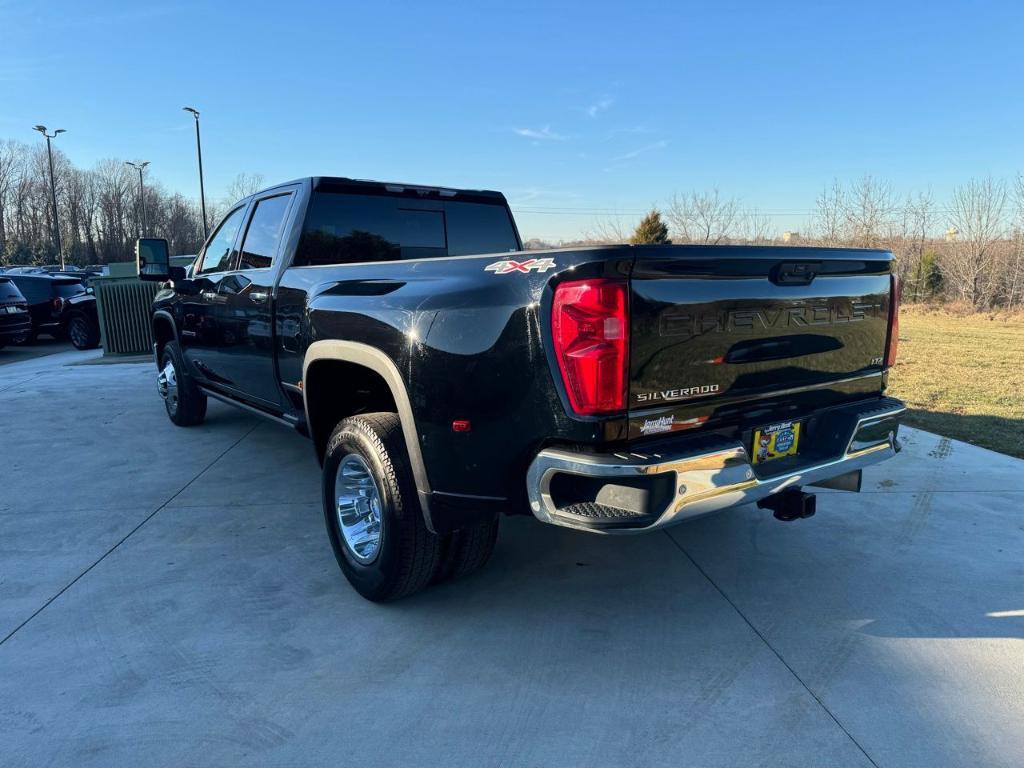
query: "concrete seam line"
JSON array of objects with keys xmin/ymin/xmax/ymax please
[
  {"xmin": 0, "ymin": 373, "xmax": 44, "ymax": 394},
  {"xmin": 0, "ymin": 421, "xmax": 263, "ymax": 649},
  {"xmin": 663, "ymin": 531, "xmax": 882, "ymax": 768}
]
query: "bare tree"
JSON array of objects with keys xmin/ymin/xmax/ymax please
[
  {"xmin": 1005, "ymin": 175, "xmax": 1024, "ymax": 309},
  {"xmin": 667, "ymin": 189, "xmax": 740, "ymax": 244},
  {"xmin": 813, "ymin": 180, "xmax": 846, "ymax": 246},
  {"xmin": 0, "ymin": 140, "xmax": 20, "ymax": 258},
  {"xmin": 845, "ymin": 176, "xmax": 895, "ymax": 248},
  {"xmin": 740, "ymin": 209, "xmax": 773, "ymax": 244},
  {"xmin": 884, "ymin": 189, "xmax": 935, "ymax": 296},
  {"xmin": 945, "ymin": 177, "xmax": 1007, "ymax": 308},
  {"xmin": 224, "ymin": 172, "xmax": 266, "ymax": 204},
  {"xmin": 585, "ymin": 216, "xmax": 630, "ymax": 244}
]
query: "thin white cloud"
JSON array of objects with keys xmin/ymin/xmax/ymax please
[
  {"xmin": 611, "ymin": 139, "xmax": 668, "ymax": 162},
  {"xmin": 605, "ymin": 125, "xmax": 654, "ymax": 140},
  {"xmin": 586, "ymin": 97, "xmax": 614, "ymax": 118},
  {"xmin": 507, "ymin": 187, "xmax": 582, "ymax": 205},
  {"xmin": 514, "ymin": 126, "xmax": 567, "ymax": 141}
]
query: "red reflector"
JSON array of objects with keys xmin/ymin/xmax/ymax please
[
  {"xmin": 885, "ymin": 274, "xmax": 900, "ymax": 368},
  {"xmin": 552, "ymin": 279, "xmax": 629, "ymax": 415},
  {"xmin": 451, "ymin": 419, "xmax": 471, "ymax": 432}
]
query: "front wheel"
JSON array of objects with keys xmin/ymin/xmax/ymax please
[
  {"xmin": 322, "ymin": 413, "xmax": 442, "ymax": 602},
  {"xmin": 159, "ymin": 341, "xmax": 207, "ymax": 426}
]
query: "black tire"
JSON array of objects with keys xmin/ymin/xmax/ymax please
[
  {"xmin": 160, "ymin": 341, "xmax": 207, "ymax": 426},
  {"xmin": 322, "ymin": 412, "xmax": 442, "ymax": 602},
  {"xmin": 433, "ymin": 518, "xmax": 499, "ymax": 584},
  {"xmin": 68, "ymin": 313, "xmax": 100, "ymax": 350}
]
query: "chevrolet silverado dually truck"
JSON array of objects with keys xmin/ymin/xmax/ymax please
[{"xmin": 137, "ymin": 176, "xmax": 904, "ymax": 601}]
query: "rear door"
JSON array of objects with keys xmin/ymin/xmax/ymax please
[
  {"xmin": 627, "ymin": 246, "xmax": 894, "ymax": 439},
  {"xmin": 215, "ymin": 189, "xmax": 296, "ymax": 407}
]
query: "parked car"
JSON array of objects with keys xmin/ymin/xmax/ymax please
[
  {"xmin": 5, "ymin": 273, "xmax": 101, "ymax": 349},
  {"xmin": 0, "ymin": 277, "xmax": 32, "ymax": 349},
  {"xmin": 42, "ymin": 266, "xmax": 107, "ymax": 287},
  {"xmin": 138, "ymin": 176, "xmax": 904, "ymax": 602}
]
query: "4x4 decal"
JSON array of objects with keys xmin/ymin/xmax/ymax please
[{"xmin": 484, "ymin": 257, "xmax": 556, "ymax": 274}]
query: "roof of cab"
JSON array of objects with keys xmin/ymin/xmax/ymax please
[{"xmin": 243, "ymin": 176, "xmax": 508, "ymax": 206}]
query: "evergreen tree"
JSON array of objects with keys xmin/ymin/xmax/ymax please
[{"xmin": 631, "ymin": 209, "xmax": 670, "ymax": 244}]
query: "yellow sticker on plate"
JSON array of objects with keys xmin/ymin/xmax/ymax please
[{"xmin": 752, "ymin": 421, "xmax": 801, "ymax": 464}]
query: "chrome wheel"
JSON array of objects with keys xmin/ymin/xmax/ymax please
[
  {"xmin": 158, "ymin": 358, "xmax": 179, "ymax": 415},
  {"xmin": 335, "ymin": 454, "xmax": 384, "ymax": 563}
]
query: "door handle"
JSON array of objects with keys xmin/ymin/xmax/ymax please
[
  {"xmin": 249, "ymin": 291, "xmax": 269, "ymax": 303},
  {"xmin": 200, "ymin": 290, "xmax": 218, "ymax": 300}
]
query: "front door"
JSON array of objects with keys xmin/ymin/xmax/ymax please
[
  {"xmin": 180, "ymin": 204, "xmax": 248, "ymax": 385},
  {"xmin": 215, "ymin": 191, "xmax": 295, "ymax": 407}
]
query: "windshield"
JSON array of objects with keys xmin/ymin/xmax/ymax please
[{"xmin": 296, "ymin": 191, "xmax": 519, "ymax": 266}]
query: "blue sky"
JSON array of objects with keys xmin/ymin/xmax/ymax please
[{"xmin": 3, "ymin": 0, "xmax": 1024, "ymax": 240}]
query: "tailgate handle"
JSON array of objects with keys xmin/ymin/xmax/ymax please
[{"xmin": 772, "ymin": 262, "xmax": 821, "ymax": 286}]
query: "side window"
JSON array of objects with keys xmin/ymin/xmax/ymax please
[
  {"xmin": 197, "ymin": 206, "xmax": 246, "ymax": 275},
  {"xmin": 237, "ymin": 194, "xmax": 292, "ymax": 270}
]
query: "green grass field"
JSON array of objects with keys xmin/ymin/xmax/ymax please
[{"xmin": 887, "ymin": 307, "xmax": 1024, "ymax": 458}]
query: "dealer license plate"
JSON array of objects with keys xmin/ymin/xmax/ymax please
[{"xmin": 752, "ymin": 420, "xmax": 801, "ymax": 464}]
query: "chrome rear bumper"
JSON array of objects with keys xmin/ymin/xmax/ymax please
[{"xmin": 526, "ymin": 398, "xmax": 904, "ymax": 534}]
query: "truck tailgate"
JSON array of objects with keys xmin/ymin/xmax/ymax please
[{"xmin": 628, "ymin": 246, "xmax": 894, "ymax": 440}]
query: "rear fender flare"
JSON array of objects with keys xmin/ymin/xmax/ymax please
[{"xmin": 302, "ymin": 340, "xmax": 435, "ymax": 529}]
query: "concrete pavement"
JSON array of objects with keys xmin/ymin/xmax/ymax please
[{"xmin": 1, "ymin": 352, "xmax": 1021, "ymax": 767}]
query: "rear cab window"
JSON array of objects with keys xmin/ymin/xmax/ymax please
[
  {"xmin": 52, "ymin": 280, "xmax": 86, "ymax": 298},
  {"xmin": 237, "ymin": 194, "xmax": 293, "ymax": 270},
  {"xmin": 295, "ymin": 184, "xmax": 519, "ymax": 266},
  {"xmin": 0, "ymin": 278, "xmax": 25, "ymax": 302}
]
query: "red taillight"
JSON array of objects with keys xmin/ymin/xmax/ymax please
[
  {"xmin": 552, "ymin": 279, "xmax": 629, "ymax": 415},
  {"xmin": 885, "ymin": 274, "xmax": 900, "ymax": 368}
]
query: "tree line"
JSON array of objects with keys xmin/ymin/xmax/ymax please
[
  {"xmin": 0, "ymin": 138, "xmax": 263, "ymax": 268},
  {"xmin": 529, "ymin": 176, "xmax": 1024, "ymax": 310},
  {"xmin": 5, "ymin": 132, "xmax": 1020, "ymax": 311}
]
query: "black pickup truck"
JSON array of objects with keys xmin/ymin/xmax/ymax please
[{"xmin": 138, "ymin": 177, "xmax": 904, "ymax": 601}]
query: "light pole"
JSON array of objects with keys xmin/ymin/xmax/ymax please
[
  {"xmin": 183, "ymin": 107, "xmax": 208, "ymax": 239},
  {"xmin": 33, "ymin": 125, "xmax": 66, "ymax": 269},
  {"xmin": 125, "ymin": 161, "xmax": 151, "ymax": 235}
]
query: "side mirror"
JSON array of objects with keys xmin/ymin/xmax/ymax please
[{"xmin": 136, "ymin": 237, "xmax": 170, "ymax": 281}]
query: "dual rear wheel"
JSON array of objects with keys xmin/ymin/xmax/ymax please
[{"xmin": 322, "ymin": 412, "xmax": 498, "ymax": 602}]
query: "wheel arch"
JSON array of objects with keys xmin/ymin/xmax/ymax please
[
  {"xmin": 152, "ymin": 310, "xmax": 177, "ymax": 368},
  {"xmin": 303, "ymin": 340, "xmax": 434, "ymax": 527}
]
